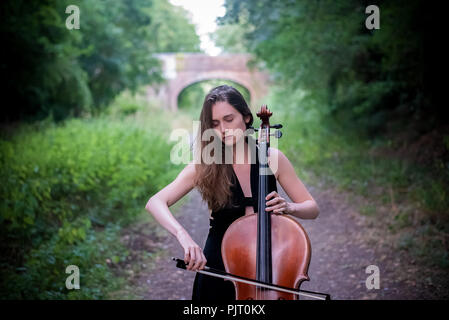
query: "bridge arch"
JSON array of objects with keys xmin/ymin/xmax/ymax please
[
  {"xmin": 147, "ymin": 53, "xmax": 270, "ymax": 111},
  {"xmin": 173, "ymin": 73, "xmax": 255, "ymax": 110},
  {"xmin": 177, "ymin": 79, "xmax": 251, "ymax": 112}
]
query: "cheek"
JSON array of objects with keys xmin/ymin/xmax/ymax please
[
  {"xmin": 213, "ymin": 129, "xmax": 223, "ymax": 140},
  {"xmin": 236, "ymin": 121, "xmax": 247, "ymax": 136},
  {"xmin": 230, "ymin": 119, "xmax": 246, "ymax": 133}
]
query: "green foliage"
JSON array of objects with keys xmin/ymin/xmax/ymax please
[
  {"xmin": 0, "ymin": 0, "xmax": 201, "ymax": 123},
  {"xmin": 146, "ymin": 0, "xmax": 202, "ymax": 53},
  {"xmin": 265, "ymin": 84, "xmax": 449, "ymax": 269},
  {"xmin": 2, "ymin": 222, "xmax": 127, "ymax": 299},
  {"xmin": 1, "ymin": 0, "xmax": 93, "ymax": 122},
  {"xmin": 212, "ymin": 23, "xmax": 250, "ymax": 54},
  {"xmin": 220, "ymin": 0, "xmax": 445, "ymax": 137},
  {"xmin": 0, "ymin": 116, "xmax": 176, "ymax": 240},
  {"xmin": 103, "ymin": 92, "xmax": 141, "ymax": 118},
  {"xmin": 0, "ymin": 110, "xmax": 181, "ymax": 299}
]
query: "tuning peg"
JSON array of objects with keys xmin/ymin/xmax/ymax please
[
  {"xmin": 270, "ymin": 124, "xmax": 283, "ymax": 129},
  {"xmin": 248, "ymin": 126, "xmax": 258, "ymax": 132},
  {"xmin": 270, "ymin": 130, "xmax": 282, "ymax": 139}
]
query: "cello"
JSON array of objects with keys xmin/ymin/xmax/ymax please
[{"xmin": 174, "ymin": 105, "xmax": 330, "ymax": 300}]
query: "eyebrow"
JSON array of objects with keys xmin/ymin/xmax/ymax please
[{"xmin": 212, "ymin": 113, "xmax": 234, "ymax": 121}]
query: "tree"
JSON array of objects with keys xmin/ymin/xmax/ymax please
[
  {"xmin": 0, "ymin": 0, "xmax": 201, "ymax": 123},
  {"xmin": 219, "ymin": 0, "xmax": 445, "ymax": 137}
]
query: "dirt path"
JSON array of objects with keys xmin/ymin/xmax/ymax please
[{"xmin": 134, "ymin": 180, "xmax": 447, "ymax": 300}]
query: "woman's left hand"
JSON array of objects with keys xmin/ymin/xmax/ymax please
[{"xmin": 265, "ymin": 191, "xmax": 291, "ymax": 215}]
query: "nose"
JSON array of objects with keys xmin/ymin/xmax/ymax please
[{"xmin": 220, "ymin": 123, "xmax": 227, "ymax": 137}]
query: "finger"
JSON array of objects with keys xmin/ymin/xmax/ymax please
[
  {"xmin": 265, "ymin": 202, "xmax": 274, "ymax": 211},
  {"xmin": 184, "ymin": 250, "xmax": 190, "ymax": 264},
  {"xmin": 200, "ymin": 252, "xmax": 207, "ymax": 270},
  {"xmin": 266, "ymin": 196, "xmax": 283, "ymax": 206},
  {"xmin": 267, "ymin": 203, "xmax": 284, "ymax": 212},
  {"xmin": 197, "ymin": 250, "xmax": 207, "ymax": 270},
  {"xmin": 265, "ymin": 191, "xmax": 277, "ymax": 200},
  {"xmin": 192, "ymin": 247, "xmax": 203, "ymax": 270},
  {"xmin": 274, "ymin": 203, "xmax": 288, "ymax": 214},
  {"xmin": 265, "ymin": 191, "xmax": 276, "ymax": 200},
  {"xmin": 266, "ymin": 199, "xmax": 283, "ymax": 211},
  {"xmin": 188, "ymin": 247, "xmax": 196, "ymax": 270},
  {"xmin": 198, "ymin": 249, "xmax": 206, "ymax": 270}
]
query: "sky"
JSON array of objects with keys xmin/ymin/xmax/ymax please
[{"xmin": 169, "ymin": 0, "xmax": 226, "ymax": 56}]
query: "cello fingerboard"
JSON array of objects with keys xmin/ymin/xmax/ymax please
[{"xmin": 256, "ymin": 141, "xmax": 272, "ymax": 284}]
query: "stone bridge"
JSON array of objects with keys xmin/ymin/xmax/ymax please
[{"xmin": 147, "ymin": 53, "xmax": 270, "ymax": 111}]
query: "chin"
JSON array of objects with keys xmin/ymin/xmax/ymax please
[
  {"xmin": 223, "ymin": 139, "xmax": 235, "ymax": 146},
  {"xmin": 223, "ymin": 135, "xmax": 244, "ymax": 146}
]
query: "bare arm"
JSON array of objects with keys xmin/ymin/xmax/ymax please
[
  {"xmin": 266, "ymin": 147, "xmax": 320, "ymax": 219},
  {"xmin": 145, "ymin": 162, "xmax": 206, "ymax": 270},
  {"xmin": 145, "ymin": 162, "xmax": 195, "ymax": 237}
]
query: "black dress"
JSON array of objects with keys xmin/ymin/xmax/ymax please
[{"xmin": 192, "ymin": 147, "xmax": 278, "ymax": 301}]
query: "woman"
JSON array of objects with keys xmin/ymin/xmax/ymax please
[{"xmin": 145, "ymin": 85, "xmax": 320, "ymax": 301}]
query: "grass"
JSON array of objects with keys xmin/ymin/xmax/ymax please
[
  {"xmin": 0, "ymin": 89, "xmax": 189, "ymax": 299},
  {"xmin": 106, "ymin": 190, "xmax": 192, "ymax": 300}
]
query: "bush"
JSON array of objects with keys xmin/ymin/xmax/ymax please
[{"xmin": 0, "ymin": 114, "xmax": 180, "ymax": 299}]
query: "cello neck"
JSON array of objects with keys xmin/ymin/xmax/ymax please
[{"xmin": 256, "ymin": 123, "xmax": 272, "ymax": 284}]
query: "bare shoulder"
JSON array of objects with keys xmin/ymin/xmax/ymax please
[
  {"xmin": 268, "ymin": 146, "xmax": 286, "ymax": 160},
  {"xmin": 268, "ymin": 147, "xmax": 314, "ymax": 203},
  {"xmin": 179, "ymin": 160, "xmax": 197, "ymax": 182},
  {"xmin": 267, "ymin": 147, "xmax": 288, "ymax": 179}
]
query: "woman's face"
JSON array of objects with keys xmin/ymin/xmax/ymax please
[{"xmin": 211, "ymin": 101, "xmax": 250, "ymax": 146}]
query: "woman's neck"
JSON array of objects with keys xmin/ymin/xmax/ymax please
[{"xmin": 232, "ymin": 140, "xmax": 253, "ymax": 165}]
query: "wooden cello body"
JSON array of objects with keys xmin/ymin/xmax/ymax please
[
  {"xmin": 222, "ymin": 214, "xmax": 311, "ymax": 299},
  {"xmin": 221, "ymin": 105, "xmax": 312, "ymax": 300}
]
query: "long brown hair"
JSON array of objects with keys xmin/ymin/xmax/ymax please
[{"xmin": 193, "ymin": 85, "xmax": 254, "ymax": 212}]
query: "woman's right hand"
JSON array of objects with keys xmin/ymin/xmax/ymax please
[{"xmin": 176, "ymin": 229, "xmax": 207, "ymax": 271}]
